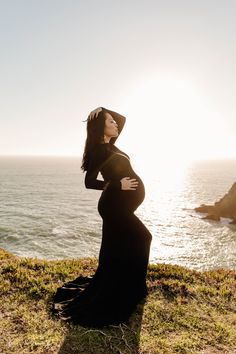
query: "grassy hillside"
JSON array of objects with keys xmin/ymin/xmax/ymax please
[{"xmin": 1, "ymin": 248, "xmax": 236, "ymax": 354}]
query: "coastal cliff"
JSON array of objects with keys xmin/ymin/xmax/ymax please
[
  {"xmin": 1, "ymin": 248, "xmax": 236, "ymax": 353},
  {"xmin": 195, "ymin": 182, "xmax": 236, "ymax": 223}
]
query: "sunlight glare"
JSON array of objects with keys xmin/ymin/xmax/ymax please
[{"xmin": 122, "ymin": 74, "xmax": 225, "ymax": 167}]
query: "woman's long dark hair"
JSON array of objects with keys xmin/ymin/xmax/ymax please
[{"xmin": 81, "ymin": 108, "xmax": 107, "ymax": 172}]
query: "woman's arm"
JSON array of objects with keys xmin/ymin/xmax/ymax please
[
  {"xmin": 85, "ymin": 169, "xmax": 106, "ymax": 190},
  {"xmin": 84, "ymin": 147, "xmax": 107, "ymax": 190},
  {"xmin": 84, "ymin": 153, "xmax": 105, "ymax": 190}
]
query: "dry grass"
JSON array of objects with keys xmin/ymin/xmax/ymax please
[{"xmin": 1, "ymin": 248, "xmax": 236, "ymax": 354}]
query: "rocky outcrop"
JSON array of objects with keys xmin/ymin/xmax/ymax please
[{"xmin": 195, "ymin": 182, "xmax": 236, "ymax": 223}]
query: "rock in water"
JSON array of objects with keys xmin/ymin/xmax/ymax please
[{"xmin": 195, "ymin": 182, "xmax": 236, "ymax": 222}]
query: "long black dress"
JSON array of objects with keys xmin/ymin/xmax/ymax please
[{"xmin": 52, "ymin": 110, "xmax": 152, "ymax": 327}]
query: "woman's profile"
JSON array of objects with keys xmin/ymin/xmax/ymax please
[{"xmin": 52, "ymin": 107, "xmax": 152, "ymax": 327}]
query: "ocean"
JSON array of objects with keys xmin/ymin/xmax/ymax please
[{"xmin": 1, "ymin": 156, "xmax": 236, "ymax": 271}]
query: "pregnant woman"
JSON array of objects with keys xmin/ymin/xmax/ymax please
[{"xmin": 52, "ymin": 107, "xmax": 152, "ymax": 327}]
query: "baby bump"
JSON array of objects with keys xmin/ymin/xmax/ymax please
[
  {"xmin": 121, "ymin": 175, "xmax": 145, "ymax": 209},
  {"xmin": 98, "ymin": 175, "xmax": 145, "ymax": 218}
]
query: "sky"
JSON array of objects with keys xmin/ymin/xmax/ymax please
[{"xmin": 1, "ymin": 0, "xmax": 236, "ymax": 165}]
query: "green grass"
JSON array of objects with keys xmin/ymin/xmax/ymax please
[{"xmin": 1, "ymin": 248, "xmax": 236, "ymax": 354}]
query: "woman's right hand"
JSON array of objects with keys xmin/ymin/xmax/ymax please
[
  {"xmin": 120, "ymin": 177, "xmax": 139, "ymax": 190},
  {"xmin": 88, "ymin": 107, "xmax": 103, "ymax": 121}
]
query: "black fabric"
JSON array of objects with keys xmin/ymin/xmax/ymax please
[{"xmin": 52, "ymin": 143, "xmax": 152, "ymax": 327}]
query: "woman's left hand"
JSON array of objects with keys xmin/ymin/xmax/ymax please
[{"xmin": 88, "ymin": 107, "xmax": 103, "ymax": 121}]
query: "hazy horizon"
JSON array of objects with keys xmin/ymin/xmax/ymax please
[{"xmin": 1, "ymin": 153, "xmax": 236, "ymax": 162}]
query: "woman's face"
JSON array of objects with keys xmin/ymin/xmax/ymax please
[{"xmin": 104, "ymin": 113, "xmax": 118, "ymax": 138}]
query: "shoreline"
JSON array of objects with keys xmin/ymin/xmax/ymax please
[{"xmin": 3, "ymin": 246, "xmax": 236, "ymax": 273}]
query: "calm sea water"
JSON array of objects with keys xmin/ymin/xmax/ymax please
[{"xmin": 1, "ymin": 156, "xmax": 236, "ymax": 271}]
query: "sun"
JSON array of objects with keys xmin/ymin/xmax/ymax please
[{"xmin": 120, "ymin": 73, "xmax": 224, "ymax": 169}]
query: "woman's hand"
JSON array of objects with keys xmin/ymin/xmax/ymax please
[
  {"xmin": 120, "ymin": 177, "xmax": 139, "ymax": 190},
  {"xmin": 88, "ymin": 107, "xmax": 103, "ymax": 121}
]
